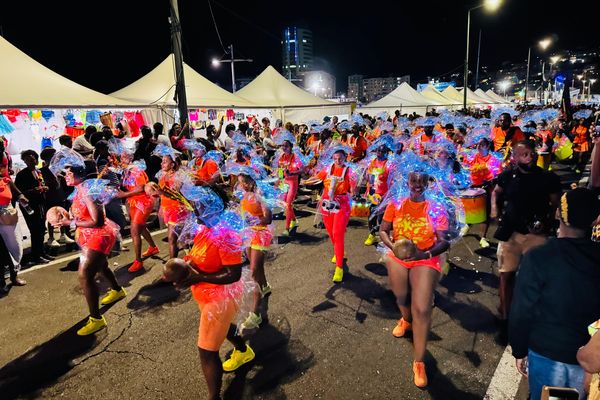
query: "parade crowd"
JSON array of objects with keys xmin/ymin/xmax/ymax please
[{"xmin": 1, "ymin": 104, "xmax": 600, "ymax": 399}]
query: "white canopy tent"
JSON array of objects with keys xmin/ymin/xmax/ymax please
[
  {"xmin": 475, "ymin": 88, "xmax": 501, "ymax": 104},
  {"xmin": 442, "ymin": 86, "xmax": 471, "ymax": 105},
  {"xmin": 0, "ymin": 36, "xmax": 138, "ymax": 108},
  {"xmin": 420, "ymin": 85, "xmax": 459, "ymax": 107},
  {"xmin": 110, "ymin": 54, "xmax": 256, "ymax": 109},
  {"xmin": 235, "ymin": 66, "xmax": 351, "ymax": 123},
  {"xmin": 459, "ymin": 88, "xmax": 496, "ymax": 105},
  {"xmin": 485, "ymin": 89, "xmax": 510, "ymax": 104},
  {"xmin": 361, "ymin": 82, "xmax": 438, "ymax": 116}
]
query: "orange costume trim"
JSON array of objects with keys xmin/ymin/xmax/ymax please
[
  {"xmin": 71, "ymin": 188, "xmax": 119, "ymax": 255},
  {"xmin": 241, "ymin": 193, "xmax": 272, "ymax": 251}
]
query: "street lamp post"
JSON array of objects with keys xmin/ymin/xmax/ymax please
[
  {"xmin": 211, "ymin": 44, "xmax": 253, "ymax": 93},
  {"xmin": 590, "ymin": 78, "xmax": 597, "ymax": 99},
  {"xmin": 525, "ymin": 38, "xmax": 552, "ymax": 104},
  {"xmin": 463, "ymin": 0, "xmax": 502, "ymax": 111}
]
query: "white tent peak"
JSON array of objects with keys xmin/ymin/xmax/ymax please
[
  {"xmin": 485, "ymin": 89, "xmax": 509, "ymax": 103},
  {"xmin": 364, "ymin": 82, "xmax": 437, "ymax": 109},
  {"xmin": 420, "ymin": 85, "xmax": 458, "ymax": 106},
  {"xmin": 235, "ymin": 66, "xmax": 338, "ymax": 107},
  {"xmin": 0, "ymin": 35, "xmax": 137, "ymax": 108},
  {"xmin": 110, "ymin": 54, "xmax": 256, "ymax": 108},
  {"xmin": 459, "ymin": 87, "xmax": 495, "ymax": 104}
]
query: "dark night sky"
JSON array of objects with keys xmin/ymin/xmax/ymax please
[{"xmin": 1, "ymin": 0, "xmax": 597, "ymax": 94}]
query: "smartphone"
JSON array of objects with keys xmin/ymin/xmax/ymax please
[{"xmin": 541, "ymin": 386, "xmax": 579, "ymax": 400}]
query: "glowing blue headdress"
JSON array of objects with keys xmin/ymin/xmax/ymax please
[
  {"xmin": 152, "ymin": 143, "xmax": 181, "ymax": 160},
  {"xmin": 273, "ymin": 130, "xmax": 296, "ymax": 146}
]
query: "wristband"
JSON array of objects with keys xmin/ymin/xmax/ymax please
[{"xmin": 425, "ymin": 250, "xmax": 432, "ymax": 259}]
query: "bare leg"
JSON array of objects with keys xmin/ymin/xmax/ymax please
[
  {"xmin": 198, "ymin": 348, "xmax": 223, "ymax": 400},
  {"xmin": 78, "ymin": 250, "xmax": 104, "ymax": 319},
  {"xmin": 99, "ymin": 258, "xmax": 122, "ymax": 291},
  {"xmin": 249, "ymin": 248, "xmax": 267, "ymax": 314},
  {"xmin": 408, "ymin": 266, "xmax": 440, "ymax": 362},
  {"xmin": 140, "ymin": 226, "xmax": 156, "ymax": 248},
  {"xmin": 226, "ymin": 324, "xmax": 247, "ymax": 351},
  {"xmin": 131, "ymin": 223, "xmax": 142, "ymax": 261},
  {"xmin": 168, "ymin": 225, "xmax": 179, "ymax": 259},
  {"xmin": 387, "ymin": 259, "xmax": 411, "ymax": 321}
]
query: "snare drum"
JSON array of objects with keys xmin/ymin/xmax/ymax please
[
  {"xmin": 350, "ymin": 200, "xmax": 370, "ymax": 218},
  {"xmin": 555, "ymin": 140, "xmax": 573, "ymax": 161},
  {"xmin": 459, "ymin": 188, "xmax": 487, "ymax": 225},
  {"xmin": 536, "ymin": 152, "xmax": 551, "ymax": 170}
]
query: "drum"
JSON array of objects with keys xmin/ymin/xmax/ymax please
[
  {"xmin": 301, "ymin": 179, "xmax": 323, "ymax": 191},
  {"xmin": 459, "ymin": 188, "xmax": 487, "ymax": 225},
  {"xmin": 350, "ymin": 199, "xmax": 370, "ymax": 218},
  {"xmin": 555, "ymin": 139, "xmax": 573, "ymax": 161},
  {"xmin": 536, "ymin": 152, "xmax": 551, "ymax": 170}
]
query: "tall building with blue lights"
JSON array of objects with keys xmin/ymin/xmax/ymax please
[{"xmin": 281, "ymin": 27, "xmax": 313, "ymax": 83}]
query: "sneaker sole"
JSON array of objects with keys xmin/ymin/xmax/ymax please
[
  {"xmin": 100, "ymin": 294, "xmax": 126, "ymax": 306},
  {"xmin": 77, "ymin": 323, "xmax": 106, "ymax": 336}
]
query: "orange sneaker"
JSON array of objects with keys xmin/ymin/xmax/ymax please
[
  {"xmin": 412, "ymin": 361, "xmax": 428, "ymax": 388},
  {"xmin": 128, "ymin": 260, "xmax": 144, "ymax": 273},
  {"xmin": 142, "ymin": 246, "xmax": 159, "ymax": 258},
  {"xmin": 392, "ymin": 318, "xmax": 412, "ymax": 338}
]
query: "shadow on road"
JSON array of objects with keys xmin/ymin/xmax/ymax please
[
  {"xmin": 440, "ymin": 264, "xmax": 499, "ymax": 296},
  {"xmin": 126, "ymin": 279, "xmax": 192, "ymax": 312},
  {"xmin": 425, "ymin": 354, "xmax": 483, "ymax": 400},
  {"xmin": 0, "ymin": 319, "xmax": 105, "ymax": 399},
  {"xmin": 434, "ymin": 292, "xmax": 496, "ymax": 334},
  {"xmin": 223, "ymin": 316, "xmax": 315, "ymax": 399}
]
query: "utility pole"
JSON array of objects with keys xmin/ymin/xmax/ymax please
[
  {"xmin": 169, "ymin": 0, "xmax": 188, "ymax": 125},
  {"xmin": 474, "ymin": 30, "xmax": 482, "ymax": 89}
]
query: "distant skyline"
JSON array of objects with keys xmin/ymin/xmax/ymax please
[{"xmin": 1, "ymin": 0, "xmax": 597, "ymax": 94}]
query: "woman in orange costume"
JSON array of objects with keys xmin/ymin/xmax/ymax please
[
  {"xmin": 312, "ymin": 145, "xmax": 355, "ymax": 283},
  {"xmin": 571, "ymin": 117, "xmax": 591, "ymax": 173},
  {"xmin": 154, "ymin": 145, "xmax": 192, "ymax": 258},
  {"xmin": 379, "ymin": 170, "xmax": 450, "ymax": 388},
  {"xmin": 237, "ymin": 169, "xmax": 273, "ymax": 330},
  {"xmin": 118, "ymin": 155, "xmax": 159, "ymax": 272},
  {"xmin": 51, "ymin": 152, "xmax": 126, "ymax": 336}
]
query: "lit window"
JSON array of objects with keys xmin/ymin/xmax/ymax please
[
  {"xmin": 303, "ymin": 39, "xmax": 307, "ymax": 43},
  {"xmin": 289, "ymin": 39, "xmax": 295, "ymax": 43}
]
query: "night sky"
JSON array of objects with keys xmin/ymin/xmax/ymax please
[{"xmin": 1, "ymin": 0, "xmax": 596, "ymax": 94}]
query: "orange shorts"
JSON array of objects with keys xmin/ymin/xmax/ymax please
[
  {"xmin": 250, "ymin": 227, "xmax": 272, "ymax": 251},
  {"xmin": 76, "ymin": 220, "xmax": 119, "ymax": 255},
  {"xmin": 129, "ymin": 200, "xmax": 153, "ymax": 225},
  {"xmin": 160, "ymin": 206, "xmax": 190, "ymax": 226},
  {"xmin": 386, "ymin": 250, "xmax": 442, "ymax": 273},
  {"xmin": 196, "ymin": 297, "xmax": 238, "ymax": 351}
]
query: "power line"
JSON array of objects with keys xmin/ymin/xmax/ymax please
[
  {"xmin": 207, "ymin": 0, "xmax": 228, "ymax": 54},
  {"xmin": 209, "ymin": 0, "xmax": 280, "ymax": 42}
]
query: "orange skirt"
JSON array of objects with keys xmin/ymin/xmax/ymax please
[
  {"xmin": 250, "ymin": 227, "xmax": 272, "ymax": 251},
  {"xmin": 76, "ymin": 219, "xmax": 119, "ymax": 255},
  {"xmin": 386, "ymin": 250, "xmax": 441, "ymax": 272}
]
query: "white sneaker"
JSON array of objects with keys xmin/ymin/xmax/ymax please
[
  {"xmin": 48, "ymin": 240, "xmax": 60, "ymax": 248},
  {"xmin": 241, "ymin": 312, "xmax": 262, "ymax": 334},
  {"xmin": 60, "ymin": 235, "xmax": 75, "ymax": 244}
]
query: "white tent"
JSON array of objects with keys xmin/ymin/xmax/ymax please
[
  {"xmin": 110, "ymin": 54, "xmax": 256, "ymax": 108},
  {"xmin": 459, "ymin": 88, "xmax": 495, "ymax": 105},
  {"xmin": 235, "ymin": 66, "xmax": 351, "ymax": 122},
  {"xmin": 0, "ymin": 36, "xmax": 137, "ymax": 108},
  {"xmin": 420, "ymin": 85, "xmax": 459, "ymax": 107},
  {"xmin": 485, "ymin": 89, "xmax": 509, "ymax": 104},
  {"xmin": 475, "ymin": 88, "xmax": 500, "ymax": 104},
  {"xmin": 361, "ymin": 82, "xmax": 437, "ymax": 115},
  {"xmin": 442, "ymin": 86, "xmax": 471, "ymax": 105}
]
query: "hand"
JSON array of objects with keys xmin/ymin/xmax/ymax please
[
  {"xmin": 52, "ymin": 217, "xmax": 72, "ymax": 228},
  {"xmin": 18, "ymin": 195, "xmax": 29, "ymax": 206},
  {"xmin": 515, "ymin": 357, "xmax": 528, "ymax": 378},
  {"xmin": 490, "ymin": 209, "xmax": 498, "ymax": 219},
  {"xmin": 403, "ymin": 249, "xmax": 428, "ymax": 262}
]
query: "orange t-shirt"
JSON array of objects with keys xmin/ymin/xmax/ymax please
[
  {"xmin": 572, "ymin": 125, "xmax": 589, "ymax": 144},
  {"xmin": 186, "ymin": 226, "xmax": 243, "ymax": 302},
  {"xmin": 278, "ymin": 153, "xmax": 301, "ymax": 175},
  {"xmin": 348, "ymin": 135, "xmax": 368, "ymax": 160},
  {"xmin": 241, "ymin": 193, "xmax": 265, "ymax": 221},
  {"xmin": 159, "ymin": 172, "xmax": 183, "ymax": 211},
  {"xmin": 317, "ymin": 165, "xmax": 351, "ymax": 199},
  {"xmin": 124, "ymin": 169, "xmax": 151, "ymax": 205},
  {"xmin": 306, "ymin": 135, "xmax": 319, "ymax": 148},
  {"xmin": 491, "ymin": 126, "xmax": 525, "ymax": 151},
  {"xmin": 195, "ymin": 158, "xmax": 219, "ymax": 183},
  {"xmin": 366, "ymin": 158, "xmax": 390, "ymax": 196},
  {"xmin": 383, "ymin": 199, "xmax": 448, "ymax": 250},
  {"xmin": 465, "ymin": 153, "xmax": 502, "ymax": 186}
]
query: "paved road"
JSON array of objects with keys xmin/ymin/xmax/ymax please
[{"xmin": 0, "ymin": 163, "xmax": 582, "ymax": 400}]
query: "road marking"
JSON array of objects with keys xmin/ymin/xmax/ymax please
[
  {"xmin": 18, "ymin": 228, "xmax": 168, "ymax": 275},
  {"xmin": 484, "ymin": 345, "xmax": 523, "ymax": 400}
]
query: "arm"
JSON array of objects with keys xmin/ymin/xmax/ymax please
[
  {"xmin": 212, "ymin": 117, "xmax": 225, "ymax": 140},
  {"xmin": 8, "ymin": 180, "xmax": 28, "ymax": 204},
  {"xmin": 379, "ymin": 219, "xmax": 395, "ymax": 251},
  {"xmin": 403, "ymin": 231, "xmax": 449, "ymax": 262},
  {"xmin": 116, "ymin": 185, "xmax": 145, "ymax": 199},
  {"xmin": 58, "ymin": 195, "xmax": 105, "ymax": 228},
  {"xmin": 177, "ymin": 264, "xmax": 242, "ymax": 287},
  {"xmin": 490, "ymin": 184, "xmax": 504, "ymax": 219},
  {"xmin": 260, "ymin": 201, "xmax": 273, "ymax": 225},
  {"xmin": 577, "ymin": 330, "xmax": 600, "ymax": 373}
]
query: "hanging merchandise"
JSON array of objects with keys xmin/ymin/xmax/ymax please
[
  {"xmin": 226, "ymin": 109, "xmax": 235, "ymax": 121},
  {"xmin": 234, "ymin": 112, "xmax": 245, "ymax": 121},
  {"xmin": 189, "ymin": 110, "xmax": 199, "ymax": 122},
  {"xmin": 100, "ymin": 112, "xmax": 114, "ymax": 129},
  {"xmin": 86, "ymin": 110, "xmax": 101, "ymax": 125},
  {"xmin": 80, "ymin": 111, "xmax": 87, "ymax": 126},
  {"xmin": 1, "ymin": 110, "xmax": 20, "ymax": 123},
  {"xmin": 217, "ymin": 111, "xmax": 226, "ymax": 121},
  {"xmin": 31, "ymin": 110, "xmax": 42, "ymax": 121},
  {"xmin": 0, "ymin": 115, "xmax": 15, "ymax": 134},
  {"xmin": 123, "ymin": 111, "xmax": 140, "ymax": 136},
  {"xmin": 134, "ymin": 112, "xmax": 145, "ymax": 129},
  {"xmin": 207, "ymin": 109, "xmax": 217, "ymax": 120},
  {"xmin": 41, "ymin": 110, "xmax": 55, "ymax": 122}
]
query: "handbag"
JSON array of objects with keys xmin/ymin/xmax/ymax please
[{"xmin": 0, "ymin": 205, "xmax": 18, "ymax": 225}]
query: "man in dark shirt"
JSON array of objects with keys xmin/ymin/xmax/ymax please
[
  {"xmin": 14, "ymin": 150, "xmax": 55, "ymax": 264},
  {"xmin": 491, "ymin": 140, "xmax": 561, "ymax": 324},
  {"xmin": 509, "ymin": 188, "xmax": 600, "ymax": 400}
]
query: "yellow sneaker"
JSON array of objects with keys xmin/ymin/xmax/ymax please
[
  {"xmin": 281, "ymin": 229, "xmax": 290, "ymax": 237},
  {"xmin": 222, "ymin": 344, "xmax": 255, "ymax": 372},
  {"xmin": 330, "ymin": 253, "xmax": 346, "ymax": 264},
  {"xmin": 100, "ymin": 288, "xmax": 127, "ymax": 306},
  {"xmin": 332, "ymin": 267, "xmax": 344, "ymax": 283},
  {"xmin": 479, "ymin": 238, "xmax": 490, "ymax": 248},
  {"xmin": 289, "ymin": 219, "xmax": 298, "ymax": 230},
  {"xmin": 77, "ymin": 316, "xmax": 107, "ymax": 336},
  {"xmin": 364, "ymin": 233, "xmax": 377, "ymax": 246}
]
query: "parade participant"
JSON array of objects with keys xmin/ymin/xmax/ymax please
[
  {"xmin": 164, "ymin": 195, "xmax": 255, "ymax": 400},
  {"xmin": 509, "ymin": 188, "xmax": 600, "ymax": 400},
  {"xmin": 491, "ymin": 140, "xmax": 561, "ymax": 332},
  {"xmin": 535, "ymin": 119, "xmax": 554, "ymax": 153},
  {"xmin": 463, "ymin": 138, "xmax": 502, "ymax": 247},
  {"xmin": 272, "ymin": 131, "xmax": 306, "ymax": 236},
  {"xmin": 572, "ymin": 117, "xmax": 591, "ymax": 173},
  {"xmin": 363, "ymin": 136, "xmax": 394, "ymax": 246},
  {"xmin": 410, "ymin": 117, "xmax": 441, "ymax": 156},
  {"xmin": 379, "ymin": 169, "xmax": 450, "ymax": 388},
  {"xmin": 49, "ymin": 149, "xmax": 126, "ymax": 336},
  {"xmin": 491, "ymin": 112, "xmax": 525, "ymax": 153},
  {"xmin": 347, "ymin": 125, "xmax": 369, "ymax": 162},
  {"xmin": 117, "ymin": 149, "xmax": 159, "ymax": 273},
  {"xmin": 185, "ymin": 140, "xmax": 220, "ymax": 186},
  {"xmin": 153, "ymin": 144, "xmax": 192, "ymax": 258},
  {"xmin": 309, "ymin": 145, "xmax": 356, "ymax": 282}
]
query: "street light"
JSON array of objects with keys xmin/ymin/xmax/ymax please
[
  {"xmin": 499, "ymin": 81, "xmax": 510, "ymax": 99},
  {"xmin": 463, "ymin": 0, "xmax": 503, "ymax": 110},
  {"xmin": 590, "ymin": 78, "xmax": 597, "ymax": 99},
  {"xmin": 524, "ymin": 37, "xmax": 553, "ymax": 104},
  {"xmin": 211, "ymin": 44, "xmax": 253, "ymax": 92}
]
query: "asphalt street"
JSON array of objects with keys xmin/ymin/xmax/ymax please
[{"xmin": 0, "ymin": 163, "xmax": 582, "ymax": 400}]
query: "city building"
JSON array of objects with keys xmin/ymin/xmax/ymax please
[
  {"xmin": 362, "ymin": 75, "xmax": 410, "ymax": 103},
  {"xmin": 281, "ymin": 27, "xmax": 314, "ymax": 83},
  {"xmin": 347, "ymin": 74, "xmax": 364, "ymax": 101},
  {"xmin": 303, "ymin": 70, "xmax": 336, "ymax": 99}
]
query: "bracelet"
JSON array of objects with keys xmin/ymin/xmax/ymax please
[
  {"xmin": 425, "ymin": 250, "xmax": 433, "ymax": 259},
  {"xmin": 70, "ymin": 220, "xmax": 77, "ymax": 229}
]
